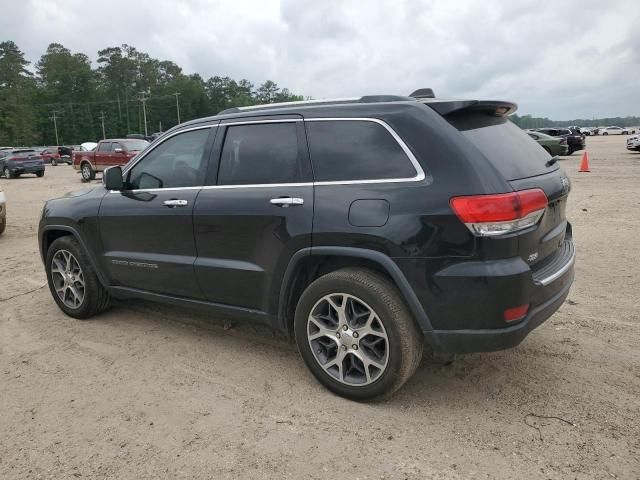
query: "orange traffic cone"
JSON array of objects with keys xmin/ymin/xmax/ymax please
[{"xmin": 579, "ymin": 151, "xmax": 590, "ymax": 172}]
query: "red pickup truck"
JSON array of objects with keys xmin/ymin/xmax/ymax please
[{"xmin": 73, "ymin": 138, "xmax": 149, "ymax": 182}]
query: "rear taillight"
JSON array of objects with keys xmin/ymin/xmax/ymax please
[
  {"xmin": 559, "ymin": 138, "xmax": 567, "ymax": 145},
  {"xmin": 450, "ymin": 188, "xmax": 548, "ymax": 236},
  {"xmin": 504, "ymin": 304, "xmax": 529, "ymax": 322}
]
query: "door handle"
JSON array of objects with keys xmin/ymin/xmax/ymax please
[
  {"xmin": 163, "ymin": 199, "xmax": 189, "ymax": 207},
  {"xmin": 270, "ymin": 197, "xmax": 304, "ymax": 207}
]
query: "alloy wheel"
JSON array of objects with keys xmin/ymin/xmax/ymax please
[
  {"xmin": 82, "ymin": 165, "xmax": 91, "ymax": 180},
  {"xmin": 307, "ymin": 293, "xmax": 389, "ymax": 386},
  {"xmin": 51, "ymin": 249, "xmax": 85, "ymax": 309}
]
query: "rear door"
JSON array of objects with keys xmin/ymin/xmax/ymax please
[
  {"xmin": 98, "ymin": 126, "xmax": 216, "ymax": 298},
  {"xmin": 95, "ymin": 142, "xmax": 111, "ymax": 170},
  {"xmin": 446, "ymin": 111, "xmax": 570, "ymax": 268},
  {"xmin": 193, "ymin": 116, "xmax": 313, "ymax": 314}
]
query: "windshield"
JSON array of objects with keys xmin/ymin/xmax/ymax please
[
  {"xmin": 447, "ymin": 112, "xmax": 557, "ymax": 181},
  {"xmin": 122, "ymin": 140, "xmax": 149, "ymax": 151}
]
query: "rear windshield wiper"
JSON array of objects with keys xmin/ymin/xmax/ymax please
[{"xmin": 546, "ymin": 156, "xmax": 559, "ymax": 167}]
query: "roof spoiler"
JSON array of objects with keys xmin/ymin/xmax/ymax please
[{"xmin": 424, "ymin": 99, "xmax": 518, "ymax": 116}]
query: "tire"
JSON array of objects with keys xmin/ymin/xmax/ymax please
[
  {"xmin": 603, "ymin": 132, "xmax": 608, "ymax": 136},
  {"xmin": 51, "ymin": 158, "xmax": 57, "ymax": 166},
  {"xmin": 36, "ymin": 171, "xmax": 44, "ymax": 178},
  {"xmin": 3, "ymin": 167, "xmax": 13, "ymax": 179},
  {"xmin": 294, "ymin": 267, "xmax": 423, "ymax": 400},
  {"xmin": 0, "ymin": 217, "xmax": 5, "ymax": 235},
  {"xmin": 81, "ymin": 163, "xmax": 95, "ymax": 182},
  {"xmin": 45, "ymin": 236, "xmax": 111, "ymax": 319}
]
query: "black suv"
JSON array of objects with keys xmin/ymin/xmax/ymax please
[{"xmin": 39, "ymin": 92, "xmax": 575, "ymax": 399}]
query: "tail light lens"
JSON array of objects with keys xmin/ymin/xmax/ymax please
[{"xmin": 450, "ymin": 189, "xmax": 548, "ymax": 236}]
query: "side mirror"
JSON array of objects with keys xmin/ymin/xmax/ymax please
[
  {"xmin": 103, "ymin": 166, "xmax": 124, "ymax": 190},
  {"xmin": 114, "ymin": 148, "xmax": 124, "ymax": 154}
]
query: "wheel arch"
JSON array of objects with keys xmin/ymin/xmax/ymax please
[
  {"xmin": 40, "ymin": 225, "xmax": 109, "ymax": 287},
  {"xmin": 278, "ymin": 247, "xmax": 437, "ymax": 345}
]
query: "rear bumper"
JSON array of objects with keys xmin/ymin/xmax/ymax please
[
  {"xmin": 396, "ymin": 235, "xmax": 576, "ymax": 354},
  {"xmin": 432, "ymin": 267, "xmax": 573, "ymax": 353},
  {"xmin": 8, "ymin": 165, "xmax": 44, "ymax": 174}
]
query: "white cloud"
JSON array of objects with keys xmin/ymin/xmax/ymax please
[{"xmin": 1, "ymin": 0, "xmax": 639, "ymax": 119}]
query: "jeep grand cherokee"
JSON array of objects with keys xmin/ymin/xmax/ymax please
[{"xmin": 39, "ymin": 91, "xmax": 575, "ymax": 400}]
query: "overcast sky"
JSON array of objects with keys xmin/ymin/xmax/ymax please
[{"xmin": 2, "ymin": 0, "xmax": 639, "ymax": 120}]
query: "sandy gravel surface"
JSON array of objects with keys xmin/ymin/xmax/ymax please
[{"xmin": 1, "ymin": 136, "xmax": 639, "ymax": 479}]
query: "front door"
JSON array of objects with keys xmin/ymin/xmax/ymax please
[
  {"xmin": 99, "ymin": 125, "xmax": 217, "ymax": 299},
  {"xmin": 193, "ymin": 117, "xmax": 313, "ymax": 315}
]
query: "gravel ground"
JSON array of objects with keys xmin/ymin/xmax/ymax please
[{"xmin": 1, "ymin": 136, "xmax": 639, "ymax": 479}]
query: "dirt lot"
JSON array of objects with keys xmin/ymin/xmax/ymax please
[{"xmin": 1, "ymin": 136, "xmax": 639, "ymax": 479}]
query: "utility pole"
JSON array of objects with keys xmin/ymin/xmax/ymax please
[
  {"xmin": 50, "ymin": 111, "xmax": 60, "ymax": 145},
  {"xmin": 173, "ymin": 92, "xmax": 181, "ymax": 124},
  {"xmin": 99, "ymin": 111, "xmax": 106, "ymax": 139},
  {"xmin": 138, "ymin": 91, "xmax": 149, "ymax": 136}
]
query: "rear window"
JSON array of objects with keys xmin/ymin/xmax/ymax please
[
  {"xmin": 122, "ymin": 139, "xmax": 149, "ymax": 151},
  {"xmin": 447, "ymin": 113, "xmax": 556, "ymax": 181},
  {"xmin": 306, "ymin": 120, "xmax": 417, "ymax": 182}
]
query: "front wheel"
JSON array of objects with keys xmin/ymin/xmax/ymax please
[
  {"xmin": 45, "ymin": 236, "xmax": 111, "ymax": 319},
  {"xmin": 603, "ymin": 132, "xmax": 608, "ymax": 135},
  {"xmin": 3, "ymin": 167, "xmax": 13, "ymax": 179},
  {"xmin": 294, "ymin": 268, "xmax": 423, "ymax": 400},
  {"xmin": 81, "ymin": 163, "xmax": 95, "ymax": 182},
  {"xmin": 51, "ymin": 158, "xmax": 57, "ymax": 166},
  {"xmin": 36, "ymin": 171, "xmax": 44, "ymax": 177}
]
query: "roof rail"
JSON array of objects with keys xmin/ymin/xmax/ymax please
[{"xmin": 218, "ymin": 95, "xmax": 415, "ymax": 115}]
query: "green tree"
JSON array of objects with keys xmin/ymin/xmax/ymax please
[{"xmin": 0, "ymin": 41, "xmax": 38, "ymax": 145}]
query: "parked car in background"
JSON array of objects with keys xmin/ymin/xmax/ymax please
[
  {"xmin": 626, "ymin": 135, "xmax": 640, "ymax": 152},
  {"xmin": 580, "ymin": 127, "xmax": 595, "ymax": 136},
  {"xmin": 40, "ymin": 147, "xmax": 72, "ymax": 165},
  {"xmin": 0, "ymin": 185, "xmax": 5, "ymax": 235},
  {"xmin": 533, "ymin": 127, "xmax": 585, "ymax": 154},
  {"xmin": 0, "ymin": 149, "xmax": 45, "ymax": 178},
  {"xmin": 599, "ymin": 126, "xmax": 629, "ymax": 135},
  {"xmin": 527, "ymin": 131, "xmax": 569, "ymax": 156},
  {"xmin": 73, "ymin": 138, "xmax": 149, "ymax": 181}
]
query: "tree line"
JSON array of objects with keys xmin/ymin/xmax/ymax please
[
  {"xmin": 0, "ymin": 41, "xmax": 304, "ymax": 146},
  {"xmin": 510, "ymin": 113, "xmax": 640, "ymax": 129}
]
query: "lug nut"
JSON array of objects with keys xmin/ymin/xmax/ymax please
[
  {"xmin": 342, "ymin": 325, "xmax": 348, "ymax": 331},
  {"xmin": 352, "ymin": 331, "xmax": 359, "ymax": 338},
  {"xmin": 352, "ymin": 344, "xmax": 358, "ymax": 350},
  {"xmin": 342, "ymin": 345, "xmax": 348, "ymax": 351},
  {"xmin": 336, "ymin": 332, "xmax": 341, "ymax": 339}
]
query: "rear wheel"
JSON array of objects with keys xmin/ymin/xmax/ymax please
[
  {"xmin": 3, "ymin": 167, "xmax": 13, "ymax": 179},
  {"xmin": 51, "ymin": 158, "xmax": 57, "ymax": 166},
  {"xmin": 45, "ymin": 236, "xmax": 111, "ymax": 319},
  {"xmin": 603, "ymin": 132, "xmax": 608, "ymax": 135},
  {"xmin": 81, "ymin": 163, "xmax": 95, "ymax": 182},
  {"xmin": 294, "ymin": 268, "xmax": 423, "ymax": 400},
  {"xmin": 36, "ymin": 171, "xmax": 44, "ymax": 178}
]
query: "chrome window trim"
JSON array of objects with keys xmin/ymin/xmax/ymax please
[
  {"xmin": 112, "ymin": 117, "xmax": 426, "ymax": 194},
  {"xmin": 305, "ymin": 117, "xmax": 425, "ymax": 185},
  {"xmin": 222, "ymin": 119, "xmax": 303, "ymax": 126},
  {"xmin": 122, "ymin": 124, "xmax": 217, "ymax": 175}
]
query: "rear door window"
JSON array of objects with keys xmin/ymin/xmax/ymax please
[
  {"xmin": 446, "ymin": 112, "xmax": 557, "ymax": 181},
  {"xmin": 305, "ymin": 120, "xmax": 417, "ymax": 182},
  {"xmin": 97, "ymin": 142, "xmax": 111, "ymax": 152},
  {"xmin": 217, "ymin": 122, "xmax": 303, "ymax": 185}
]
